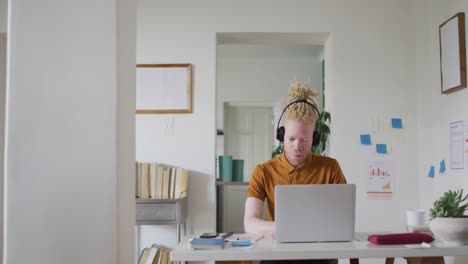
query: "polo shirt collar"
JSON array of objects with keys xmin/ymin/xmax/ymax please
[{"xmin": 280, "ymin": 152, "xmax": 311, "ymax": 174}]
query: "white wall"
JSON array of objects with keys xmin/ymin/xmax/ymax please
[
  {"xmin": 324, "ymin": 1, "xmax": 419, "ymax": 235},
  {"xmin": 415, "ymin": 0, "xmax": 468, "ymax": 218},
  {"xmin": 5, "ymin": 0, "xmax": 134, "ymax": 263},
  {"xmin": 0, "ymin": 33, "xmax": 6, "ymax": 263},
  {"xmin": 414, "ymin": 1, "xmax": 468, "ymax": 263},
  {"xmin": 1, "ymin": 0, "xmax": 6, "ymax": 260},
  {"xmin": 0, "ymin": 0, "xmax": 6, "ymax": 33},
  {"xmin": 136, "ymin": 0, "xmax": 418, "ymax": 257},
  {"xmin": 216, "ymin": 44, "xmax": 324, "ymax": 130}
]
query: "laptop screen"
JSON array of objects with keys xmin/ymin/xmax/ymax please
[{"xmin": 275, "ymin": 184, "xmax": 356, "ymax": 243}]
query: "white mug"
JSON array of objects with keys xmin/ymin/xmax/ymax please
[{"xmin": 406, "ymin": 210, "xmax": 426, "ymax": 227}]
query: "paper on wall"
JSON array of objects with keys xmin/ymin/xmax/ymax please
[
  {"xmin": 450, "ymin": 121, "xmax": 464, "ymax": 169},
  {"xmin": 367, "ymin": 159, "xmax": 395, "ymax": 200},
  {"xmin": 465, "ymin": 121, "xmax": 468, "ymax": 169}
]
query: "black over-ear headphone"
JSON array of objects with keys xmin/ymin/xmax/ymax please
[{"xmin": 276, "ymin": 99, "xmax": 321, "ymax": 146}]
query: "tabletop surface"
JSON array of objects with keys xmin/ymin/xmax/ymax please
[{"xmin": 171, "ymin": 234, "xmax": 468, "ymax": 261}]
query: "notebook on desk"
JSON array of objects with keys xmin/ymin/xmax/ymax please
[
  {"xmin": 225, "ymin": 233, "xmax": 264, "ymax": 242},
  {"xmin": 275, "ymin": 184, "xmax": 356, "ymax": 243}
]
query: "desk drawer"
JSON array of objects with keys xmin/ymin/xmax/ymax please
[{"xmin": 136, "ymin": 203, "xmax": 176, "ymax": 221}]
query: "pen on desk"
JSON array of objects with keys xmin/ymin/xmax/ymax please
[{"xmin": 221, "ymin": 231, "xmax": 234, "ymax": 240}]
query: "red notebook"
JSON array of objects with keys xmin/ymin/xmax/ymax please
[{"xmin": 368, "ymin": 233, "xmax": 434, "ymax": 245}]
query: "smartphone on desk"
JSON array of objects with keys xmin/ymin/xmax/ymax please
[{"xmin": 199, "ymin": 232, "xmax": 219, "ymax": 238}]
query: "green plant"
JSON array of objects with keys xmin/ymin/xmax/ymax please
[
  {"xmin": 429, "ymin": 189, "xmax": 468, "ymax": 220},
  {"xmin": 271, "ymin": 111, "xmax": 331, "ymax": 157},
  {"xmin": 311, "ymin": 111, "xmax": 331, "ymax": 155},
  {"xmin": 272, "ymin": 142, "xmax": 284, "ymax": 158}
]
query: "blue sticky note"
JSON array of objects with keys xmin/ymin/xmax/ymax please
[
  {"xmin": 376, "ymin": 144, "xmax": 387, "ymax": 154},
  {"xmin": 360, "ymin": 134, "xmax": 372, "ymax": 145},
  {"xmin": 428, "ymin": 166, "xmax": 435, "ymax": 178},
  {"xmin": 231, "ymin": 240, "xmax": 252, "ymax": 247},
  {"xmin": 391, "ymin": 118, "xmax": 403, "ymax": 129},
  {"xmin": 439, "ymin": 160, "xmax": 446, "ymax": 174}
]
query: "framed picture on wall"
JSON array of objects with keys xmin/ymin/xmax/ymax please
[
  {"xmin": 439, "ymin": 12, "xmax": 466, "ymax": 94},
  {"xmin": 136, "ymin": 64, "xmax": 192, "ymax": 114}
]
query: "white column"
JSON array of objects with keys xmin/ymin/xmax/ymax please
[
  {"xmin": 6, "ymin": 0, "xmax": 135, "ymax": 263},
  {"xmin": 117, "ymin": 0, "xmax": 137, "ymax": 263},
  {"xmin": 0, "ymin": 32, "xmax": 7, "ymax": 263}
]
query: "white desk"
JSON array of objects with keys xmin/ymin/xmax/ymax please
[{"xmin": 171, "ymin": 235, "xmax": 468, "ymax": 262}]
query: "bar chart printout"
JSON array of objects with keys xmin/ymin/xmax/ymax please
[{"xmin": 367, "ymin": 159, "xmax": 395, "ymax": 199}]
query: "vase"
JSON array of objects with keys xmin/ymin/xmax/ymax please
[{"xmin": 429, "ymin": 217, "xmax": 468, "ymax": 245}]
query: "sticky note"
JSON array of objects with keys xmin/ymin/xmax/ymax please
[
  {"xmin": 392, "ymin": 118, "xmax": 403, "ymax": 129},
  {"xmin": 439, "ymin": 160, "xmax": 446, "ymax": 174},
  {"xmin": 386, "ymin": 144, "xmax": 392, "ymax": 153},
  {"xmin": 360, "ymin": 134, "xmax": 372, "ymax": 145},
  {"xmin": 378, "ymin": 118, "xmax": 390, "ymax": 132},
  {"xmin": 376, "ymin": 144, "xmax": 387, "ymax": 154},
  {"xmin": 231, "ymin": 240, "xmax": 252, "ymax": 246},
  {"xmin": 395, "ymin": 131, "xmax": 405, "ymax": 142},
  {"xmin": 428, "ymin": 166, "xmax": 435, "ymax": 178}
]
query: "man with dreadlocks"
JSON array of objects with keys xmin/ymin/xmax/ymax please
[{"xmin": 244, "ymin": 81, "xmax": 347, "ymax": 264}]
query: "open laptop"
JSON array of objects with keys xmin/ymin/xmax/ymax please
[{"xmin": 275, "ymin": 184, "xmax": 356, "ymax": 243}]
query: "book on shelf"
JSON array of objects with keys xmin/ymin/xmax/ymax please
[
  {"xmin": 162, "ymin": 167, "xmax": 170, "ymax": 199},
  {"xmin": 149, "ymin": 162, "xmax": 158, "ymax": 198},
  {"xmin": 137, "ymin": 247, "xmax": 150, "ymax": 264},
  {"xmin": 170, "ymin": 167, "xmax": 176, "ymax": 198},
  {"xmin": 176, "ymin": 168, "xmax": 189, "ymax": 198},
  {"xmin": 190, "ymin": 238, "xmax": 225, "ymax": 250},
  {"xmin": 160, "ymin": 250, "xmax": 169, "ymax": 264},
  {"xmin": 136, "ymin": 161, "xmax": 190, "ymax": 200},
  {"xmin": 156, "ymin": 166, "xmax": 164, "ymax": 199},
  {"xmin": 138, "ymin": 244, "xmax": 171, "ymax": 264},
  {"xmin": 136, "ymin": 162, "xmax": 141, "ymax": 198},
  {"xmin": 140, "ymin": 162, "xmax": 150, "ymax": 198},
  {"xmin": 145, "ymin": 246, "xmax": 160, "ymax": 264},
  {"xmin": 174, "ymin": 169, "xmax": 183, "ymax": 199}
]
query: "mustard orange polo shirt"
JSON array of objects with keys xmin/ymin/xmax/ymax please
[{"xmin": 247, "ymin": 152, "xmax": 347, "ymax": 221}]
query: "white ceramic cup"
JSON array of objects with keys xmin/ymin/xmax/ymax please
[{"xmin": 407, "ymin": 210, "xmax": 426, "ymax": 227}]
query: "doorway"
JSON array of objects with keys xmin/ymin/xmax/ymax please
[{"xmin": 225, "ymin": 104, "xmax": 274, "ymax": 182}]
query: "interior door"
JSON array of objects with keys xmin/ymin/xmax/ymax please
[{"xmin": 225, "ymin": 105, "xmax": 273, "ymax": 182}]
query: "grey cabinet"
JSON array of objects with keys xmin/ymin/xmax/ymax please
[
  {"xmin": 136, "ymin": 197, "xmax": 187, "ymax": 242},
  {"xmin": 216, "ymin": 182, "xmax": 249, "ymax": 233}
]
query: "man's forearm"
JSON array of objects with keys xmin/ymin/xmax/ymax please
[{"xmin": 244, "ymin": 216, "xmax": 275, "ymax": 236}]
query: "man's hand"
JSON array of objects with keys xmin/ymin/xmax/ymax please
[{"xmin": 244, "ymin": 197, "xmax": 275, "ymax": 237}]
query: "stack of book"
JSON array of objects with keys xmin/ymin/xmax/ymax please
[
  {"xmin": 138, "ymin": 244, "xmax": 173, "ymax": 264},
  {"xmin": 190, "ymin": 238, "xmax": 225, "ymax": 250},
  {"xmin": 136, "ymin": 162, "xmax": 189, "ymax": 199},
  {"xmin": 407, "ymin": 225, "xmax": 433, "ymax": 236}
]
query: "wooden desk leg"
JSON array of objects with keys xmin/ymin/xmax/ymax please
[
  {"xmin": 385, "ymin": 258, "xmax": 395, "ymax": 264},
  {"xmin": 404, "ymin": 257, "xmax": 445, "ymax": 264},
  {"xmin": 350, "ymin": 258, "xmax": 359, "ymax": 264}
]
